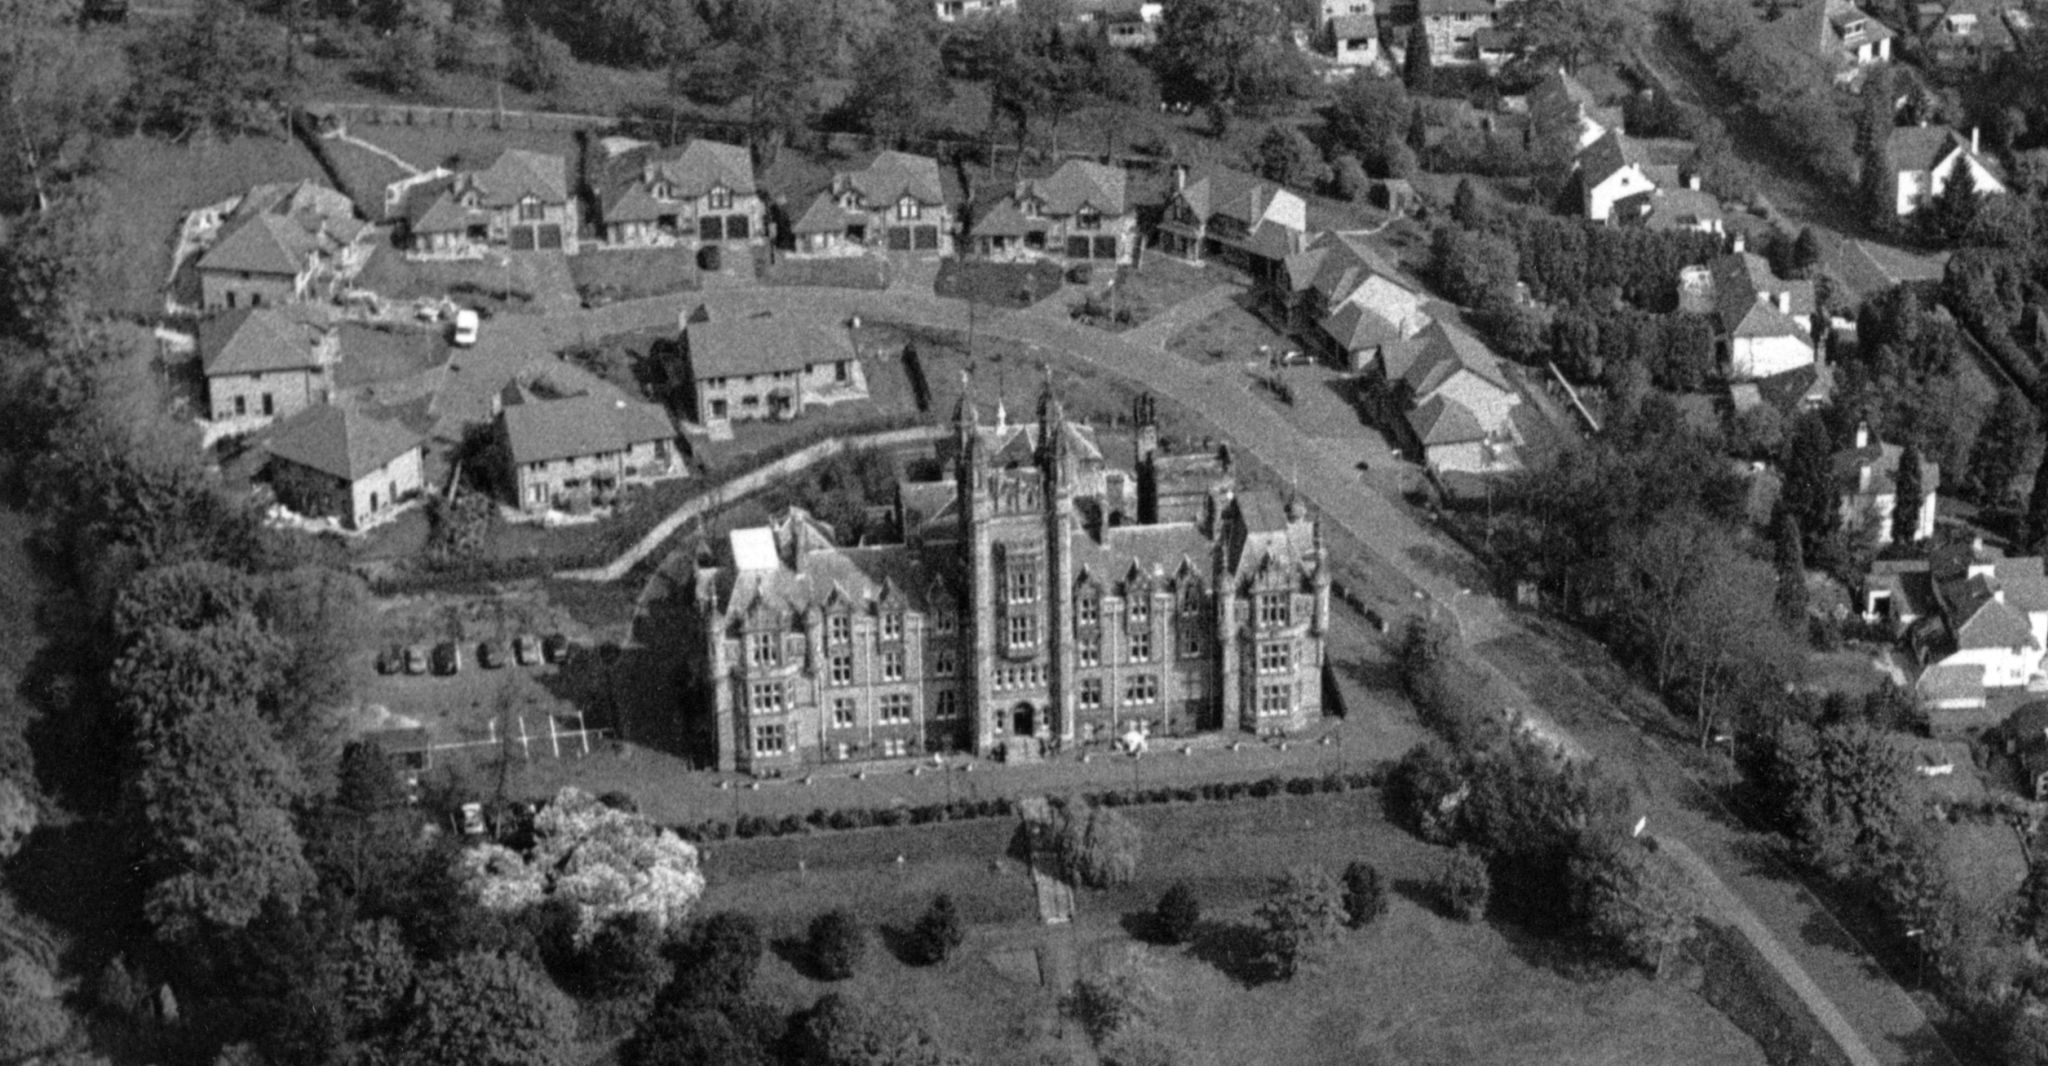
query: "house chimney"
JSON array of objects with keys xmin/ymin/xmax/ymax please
[
  {"xmin": 1775, "ymin": 291, "xmax": 1791, "ymax": 314},
  {"xmin": 1687, "ymin": 173, "xmax": 1700, "ymax": 191},
  {"xmin": 1855, "ymin": 421, "xmax": 1870, "ymax": 449},
  {"xmin": 1172, "ymin": 163, "xmax": 1188, "ymax": 191},
  {"xmin": 1731, "ymin": 232, "xmax": 1745, "ymax": 254},
  {"xmin": 1972, "ymin": 126, "xmax": 1981, "ymax": 154}
]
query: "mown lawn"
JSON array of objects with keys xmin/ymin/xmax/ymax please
[{"xmin": 695, "ymin": 793, "xmax": 1766, "ymax": 1066}]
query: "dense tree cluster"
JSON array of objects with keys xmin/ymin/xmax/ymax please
[{"xmin": 1676, "ymin": 0, "xmax": 1855, "ymax": 182}]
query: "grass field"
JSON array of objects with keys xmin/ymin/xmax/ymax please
[
  {"xmin": 696, "ymin": 793, "xmax": 1766, "ymax": 1066},
  {"xmin": 935, "ymin": 259, "xmax": 1067, "ymax": 309},
  {"xmin": 568, "ymin": 247, "xmax": 701, "ymax": 304}
]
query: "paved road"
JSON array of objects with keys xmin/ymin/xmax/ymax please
[{"xmin": 456, "ymin": 280, "xmax": 1955, "ymax": 1065}]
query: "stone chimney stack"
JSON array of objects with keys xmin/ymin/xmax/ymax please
[
  {"xmin": 1775, "ymin": 291, "xmax": 1791, "ymax": 314},
  {"xmin": 1855, "ymin": 422, "xmax": 1870, "ymax": 449},
  {"xmin": 1973, "ymin": 126, "xmax": 1981, "ymax": 154}
]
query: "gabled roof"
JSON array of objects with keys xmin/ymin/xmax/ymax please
[
  {"xmin": 650, "ymin": 140, "xmax": 757, "ymax": 198},
  {"xmin": 1321, "ymin": 277, "xmax": 1430, "ymax": 351},
  {"xmin": 409, "ymin": 193, "xmax": 487, "ymax": 234},
  {"xmin": 1419, "ymin": 0, "xmax": 1492, "ymax": 15},
  {"xmin": 199, "ymin": 181, "xmax": 362, "ymax": 276},
  {"xmin": 1330, "ymin": 13, "xmax": 1376, "ymax": 36},
  {"xmin": 467, "ymin": 149, "xmax": 570, "ymax": 207},
  {"xmin": 1172, "ymin": 166, "xmax": 1301, "ymax": 230},
  {"xmin": 1018, "ymin": 160, "xmax": 1129, "ymax": 217},
  {"xmin": 972, "ymin": 197, "xmax": 1039, "ymax": 238},
  {"xmin": 1918, "ymin": 660, "xmax": 1986, "ymax": 701},
  {"xmin": 1615, "ymin": 186, "xmax": 1725, "ymax": 231},
  {"xmin": 1578, "ymin": 129, "xmax": 1651, "ymax": 186},
  {"xmin": 265, "ymin": 404, "xmax": 423, "ymax": 481},
  {"xmin": 1398, "ymin": 321, "xmax": 1513, "ymax": 397},
  {"xmin": 1833, "ymin": 437, "xmax": 1938, "ymax": 498},
  {"xmin": 838, "ymin": 151, "xmax": 947, "ymax": 207},
  {"xmin": 1711, "ymin": 253, "xmax": 1816, "ymax": 338},
  {"xmin": 1410, "ymin": 394, "xmax": 1488, "ymax": 445},
  {"xmin": 683, "ymin": 307, "xmax": 859, "ymax": 381},
  {"xmin": 1884, "ymin": 124, "xmax": 2000, "ymax": 180},
  {"xmin": 500, "ymin": 394, "xmax": 676, "ymax": 465},
  {"xmin": 1955, "ymin": 595, "xmax": 2037, "ymax": 651},
  {"xmin": 200, "ymin": 306, "xmax": 333, "ymax": 377},
  {"xmin": 791, "ymin": 192, "xmax": 854, "ymax": 236}
]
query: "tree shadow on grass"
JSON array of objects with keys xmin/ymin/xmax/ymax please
[
  {"xmin": 769, "ymin": 934, "xmax": 826, "ymax": 981},
  {"xmin": 1186, "ymin": 920, "xmax": 1272, "ymax": 987},
  {"xmin": 1117, "ymin": 909, "xmax": 1165, "ymax": 945}
]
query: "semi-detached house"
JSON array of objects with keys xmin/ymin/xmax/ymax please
[
  {"xmin": 592, "ymin": 138, "xmax": 764, "ymax": 249},
  {"xmin": 969, "ymin": 160, "xmax": 1136, "ymax": 265},
  {"xmin": 263, "ymin": 405, "xmax": 425, "ymax": 530},
  {"xmin": 196, "ymin": 181, "xmax": 369, "ymax": 311},
  {"xmin": 398, "ymin": 149, "xmax": 580, "ymax": 258},
  {"xmin": 497, "ymin": 387, "xmax": 681, "ymax": 513},
  {"xmin": 677, "ymin": 307, "xmax": 866, "ymax": 427},
  {"xmin": 790, "ymin": 152, "xmax": 952, "ymax": 257},
  {"xmin": 199, "ymin": 305, "xmax": 338, "ymax": 425}
]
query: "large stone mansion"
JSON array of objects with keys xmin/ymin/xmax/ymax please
[{"xmin": 684, "ymin": 381, "xmax": 1333, "ymax": 774}]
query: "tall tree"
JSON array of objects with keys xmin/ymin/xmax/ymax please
[
  {"xmin": 1402, "ymin": 22, "xmax": 1433, "ymax": 93},
  {"xmin": 1891, "ymin": 441, "xmax": 1925, "ymax": 545},
  {"xmin": 401, "ymin": 952, "xmax": 577, "ymax": 1066},
  {"xmin": 1924, "ymin": 154, "xmax": 1982, "ymax": 244},
  {"xmin": 1504, "ymin": 0, "xmax": 1645, "ymax": 72},
  {"xmin": 1567, "ymin": 840, "xmax": 1701, "ymax": 977},
  {"xmin": 1781, "ymin": 412, "xmax": 1840, "ymax": 546},
  {"xmin": 1773, "ymin": 511, "xmax": 1809, "ymax": 632},
  {"xmin": 1250, "ymin": 122, "xmax": 1322, "ymax": 188},
  {"xmin": 797, "ymin": 993, "xmax": 956, "ymax": 1066},
  {"xmin": 125, "ymin": 0, "xmax": 292, "ymax": 138},
  {"xmin": 1322, "ymin": 72, "xmax": 1409, "ymax": 175},
  {"xmin": 1970, "ymin": 389, "xmax": 2034, "ymax": 505},
  {"xmin": 0, "ymin": 180, "xmax": 118, "ymax": 342},
  {"xmin": 1254, "ymin": 866, "xmax": 1346, "ymax": 979},
  {"xmin": 1154, "ymin": 0, "xmax": 1305, "ymax": 125},
  {"xmin": 843, "ymin": 28, "xmax": 950, "ymax": 147},
  {"xmin": 2027, "ymin": 437, "xmax": 2048, "ymax": 552}
]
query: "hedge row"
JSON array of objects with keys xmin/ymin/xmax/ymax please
[{"xmin": 672, "ymin": 768, "xmax": 1387, "ymax": 843}]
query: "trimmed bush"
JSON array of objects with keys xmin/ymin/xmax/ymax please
[
  {"xmin": 1435, "ymin": 849, "xmax": 1491, "ymax": 922},
  {"xmin": 1341, "ymin": 862, "xmax": 1389, "ymax": 928},
  {"xmin": 1154, "ymin": 882, "xmax": 1200, "ymax": 945},
  {"xmin": 1051, "ymin": 802, "xmax": 1142, "ymax": 888},
  {"xmin": 806, "ymin": 908, "xmax": 865, "ymax": 980},
  {"xmin": 906, "ymin": 894, "xmax": 965, "ymax": 965}
]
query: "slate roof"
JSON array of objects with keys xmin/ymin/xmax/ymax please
[
  {"xmin": 682, "ymin": 308, "xmax": 858, "ymax": 381},
  {"xmin": 409, "ymin": 193, "xmax": 487, "ymax": 234},
  {"xmin": 1827, "ymin": 239, "xmax": 1948, "ymax": 301},
  {"xmin": 1410, "ymin": 394, "xmax": 1488, "ymax": 445},
  {"xmin": 1919, "ymin": 660, "xmax": 1987, "ymax": 702},
  {"xmin": 199, "ymin": 306, "xmax": 334, "ymax": 377},
  {"xmin": 1419, "ymin": 0, "xmax": 1493, "ymax": 14},
  {"xmin": 1330, "ymin": 13, "xmax": 1376, "ymax": 37},
  {"xmin": 1615, "ymin": 186, "xmax": 1725, "ymax": 231},
  {"xmin": 1389, "ymin": 321, "xmax": 1513, "ymax": 396},
  {"xmin": 838, "ymin": 151, "xmax": 947, "ymax": 207},
  {"xmin": 1171, "ymin": 166, "xmax": 1301, "ymax": 229},
  {"xmin": 599, "ymin": 139, "xmax": 757, "ymax": 222},
  {"xmin": 1711, "ymin": 253, "xmax": 1816, "ymax": 339},
  {"xmin": 265, "ymin": 404, "xmax": 423, "ymax": 481},
  {"xmin": 468, "ymin": 149, "xmax": 571, "ymax": 207},
  {"xmin": 651, "ymin": 140, "xmax": 757, "ymax": 197},
  {"xmin": 1321, "ymin": 276, "xmax": 1430, "ymax": 351},
  {"xmin": 1884, "ymin": 124, "xmax": 2000, "ymax": 180},
  {"xmin": 792, "ymin": 192, "xmax": 855, "ymax": 236},
  {"xmin": 1832, "ymin": 436, "xmax": 1938, "ymax": 498},
  {"xmin": 972, "ymin": 197, "xmax": 1039, "ymax": 238},
  {"xmin": 198, "ymin": 181, "xmax": 362, "ymax": 276},
  {"xmin": 1017, "ymin": 160, "xmax": 1128, "ymax": 217},
  {"xmin": 500, "ymin": 393, "xmax": 676, "ymax": 465},
  {"xmin": 1578, "ymin": 130, "xmax": 1651, "ymax": 186}
]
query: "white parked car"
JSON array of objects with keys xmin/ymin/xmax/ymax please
[{"xmin": 451, "ymin": 308, "xmax": 480, "ymax": 347}]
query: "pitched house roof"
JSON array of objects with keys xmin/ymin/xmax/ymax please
[
  {"xmin": 1320, "ymin": 276, "xmax": 1430, "ymax": 351},
  {"xmin": 1827, "ymin": 239, "xmax": 1948, "ymax": 301},
  {"xmin": 838, "ymin": 151, "xmax": 947, "ymax": 207},
  {"xmin": 1172, "ymin": 166, "xmax": 1302, "ymax": 230},
  {"xmin": 500, "ymin": 393, "xmax": 676, "ymax": 465},
  {"xmin": 791, "ymin": 192, "xmax": 855, "ymax": 236},
  {"xmin": 198, "ymin": 181, "xmax": 363, "ymax": 277},
  {"xmin": 1330, "ymin": 13, "xmax": 1376, "ymax": 37},
  {"xmin": 597, "ymin": 139, "xmax": 757, "ymax": 223},
  {"xmin": 1884, "ymin": 124, "xmax": 2002, "ymax": 180},
  {"xmin": 199, "ymin": 306, "xmax": 334, "ymax": 377},
  {"xmin": 1577, "ymin": 129, "xmax": 1652, "ymax": 187},
  {"xmin": 1710, "ymin": 253, "xmax": 1815, "ymax": 339},
  {"xmin": 1832, "ymin": 434, "xmax": 1939, "ymax": 498},
  {"xmin": 1419, "ymin": 0, "xmax": 1493, "ymax": 15},
  {"xmin": 467, "ymin": 149, "xmax": 571, "ymax": 208},
  {"xmin": 1017, "ymin": 160, "xmax": 1129, "ymax": 216},
  {"xmin": 1410, "ymin": 394, "xmax": 1488, "ymax": 445},
  {"xmin": 650, "ymin": 140, "xmax": 757, "ymax": 197},
  {"xmin": 265, "ymin": 404, "xmax": 423, "ymax": 481},
  {"xmin": 1615, "ymin": 186, "xmax": 1725, "ymax": 231},
  {"xmin": 1390, "ymin": 321, "xmax": 1513, "ymax": 397},
  {"xmin": 682, "ymin": 308, "xmax": 858, "ymax": 381},
  {"xmin": 408, "ymin": 192, "xmax": 488, "ymax": 234},
  {"xmin": 971, "ymin": 197, "xmax": 1037, "ymax": 238}
]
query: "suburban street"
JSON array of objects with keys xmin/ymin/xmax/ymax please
[{"xmin": 454, "ymin": 269, "xmax": 1965, "ymax": 1065}]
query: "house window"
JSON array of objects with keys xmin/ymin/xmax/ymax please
[
  {"xmin": 1124, "ymin": 675, "xmax": 1159, "ymax": 705},
  {"xmin": 879, "ymin": 694, "xmax": 912, "ymax": 724},
  {"xmin": 828, "ymin": 614, "xmax": 852, "ymax": 645},
  {"xmin": 1078, "ymin": 594, "xmax": 1099, "ymax": 628},
  {"xmin": 934, "ymin": 689, "xmax": 959, "ymax": 718},
  {"xmin": 1128, "ymin": 627, "xmax": 1152, "ymax": 662},
  {"xmin": 1007, "ymin": 567, "xmax": 1040, "ymax": 603},
  {"xmin": 882, "ymin": 650, "xmax": 905, "ymax": 681},
  {"xmin": 1181, "ymin": 626, "xmax": 1205, "ymax": 659},
  {"xmin": 1077, "ymin": 209, "xmax": 1101, "ymax": 231},
  {"xmin": 752, "ymin": 723, "xmax": 786, "ymax": 754},
  {"xmin": 934, "ymin": 646, "xmax": 956, "ymax": 677},
  {"xmin": 880, "ymin": 612, "xmax": 904, "ymax": 641},
  {"xmin": 518, "ymin": 198, "xmax": 544, "ymax": 222},
  {"xmin": 233, "ymin": 395, "xmax": 247, "ymax": 416},
  {"xmin": 829, "ymin": 652, "xmax": 854, "ymax": 686},
  {"xmin": 748, "ymin": 632, "xmax": 780, "ymax": 668},
  {"xmin": 1129, "ymin": 597, "xmax": 1151, "ymax": 625},
  {"xmin": 1259, "ymin": 643, "xmax": 1291, "ymax": 673},
  {"xmin": 897, "ymin": 196, "xmax": 920, "ymax": 221},
  {"xmin": 709, "ymin": 186, "xmax": 732, "ymax": 210},
  {"xmin": 831, "ymin": 698, "xmax": 857, "ymax": 729},
  {"xmin": 1079, "ymin": 678, "xmax": 1103, "ymax": 709},
  {"xmin": 1258, "ymin": 593, "xmax": 1291, "ymax": 629},
  {"xmin": 881, "ymin": 737, "xmax": 909, "ymax": 757},
  {"xmin": 749, "ymin": 682, "xmax": 785, "ymax": 713},
  {"xmin": 1007, "ymin": 613, "xmax": 1037, "ymax": 650},
  {"xmin": 1078, "ymin": 634, "xmax": 1100, "ymax": 666},
  {"xmin": 933, "ymin": 611, "xmax": 956, "ymax": 635},
  {"xmin": 1259, "ymin": 683, "xmax": 1291, "ymax": 716}
]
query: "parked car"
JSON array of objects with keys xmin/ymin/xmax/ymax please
[
  {"xmin": 514, "ymin": 634, "xmax": 543, "ymax": 666},
  {"xmin": 458, "ymin": 802, "xmax": 486, "ymax": 837},
  {"xmin": 478, "ymin": 640, "xmax": 507, "ymax": 669},
  {"xmin": 1067, "ymin": 263, "xmax": 1094, "ymax": 285},
  {"xmin": 451, "ymin": 308, "xmax": 480, "ymax": 347},
  {"xmin": 404, "ymin": 644, "xmax": 429, "ymax": 675},
  {"xmin": 431, "ymin": 641, "xmax": 462, "ymax": 675},
  {"xmin": 375, "ymin": 644, "xmax": 403, "ymax": 675},
  {"xmin": 542, "ymin": 632, "xmax": 571, "ymax": 663}
]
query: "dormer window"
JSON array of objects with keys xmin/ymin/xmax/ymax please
[
  {"xmin": 651, "ymin": 181, "xmax": 671, "ymax": 200},
  {"xmin": 1022, "ymin": 198, "xmax": 1039, "ymax": 219},
  {"xmin": 840, "ymin": 191, "xmax": 860, "ymax": 211},
  {"xmin": 518, "ymin": 197, "xmax": 543, "ymax": 222},
  {"xmin": 709, "ymin": 186, "xmax": 732, "ymax": 210},
  {"xmin": 897, "ymin": 196, "xmax": 920, "ymax": 221},
  {"xmin": 1077, "ymin": 208, "xmax": 1101, "ymax": 231}
]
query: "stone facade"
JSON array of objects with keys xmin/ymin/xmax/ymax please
[{"xmin": 686, "ymin": 385, "xmax": 1332, "ymax": 774}]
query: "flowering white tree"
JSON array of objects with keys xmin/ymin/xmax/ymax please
[{"xmin": 458, "ymin": 787, "xmax": 706, "ymax": 945}]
